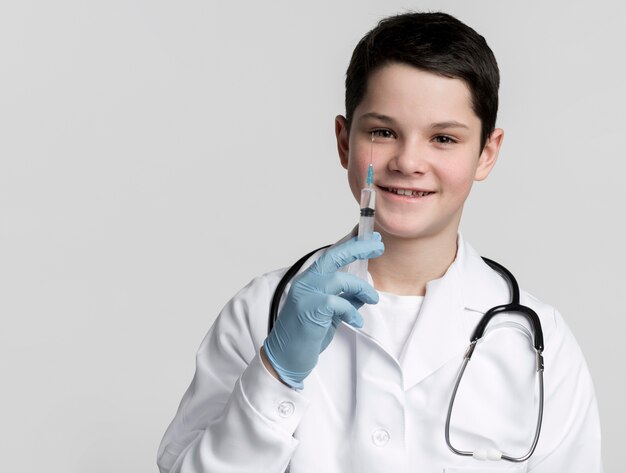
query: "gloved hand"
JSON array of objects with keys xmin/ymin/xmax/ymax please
[{"xmin": 263, "ymin": 234, "xmax": 384, "ymax": 389}]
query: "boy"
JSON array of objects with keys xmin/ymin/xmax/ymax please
[{"xmin": 158, "ymin": 12, "xmax": 602, "ymax": 472}]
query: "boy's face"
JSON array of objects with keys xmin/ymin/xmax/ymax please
[{"xmin": 335, "ymin": 63, "xmax": 503, "ymax": 242}]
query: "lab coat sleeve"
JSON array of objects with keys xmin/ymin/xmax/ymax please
[
  {"xmin": 527, "ymin": 307, "xmax": 603, "ymax": 472},
  {"xmin": 157, "ymin": 274, "xmax": 311, "ymax": 473}
]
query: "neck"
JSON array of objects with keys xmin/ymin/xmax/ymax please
[{"xmin": 368, "ymin": 230, "xmax": 458, "ymax": 296}]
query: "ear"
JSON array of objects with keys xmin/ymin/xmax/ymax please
[
  {"xmin": 335, "ymin": 115, "xmax": 350, "ymax": 170},
  {"xmin": 474, "ymin": 128, "xmax": 504, "ymax": 181}
]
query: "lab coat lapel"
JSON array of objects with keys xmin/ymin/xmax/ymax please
[
  {"xmin": 399, "ymin": 258, "xmax": 468, "ymax": 390},
  {"xmin": 399, "ymin": 236, "xmax": 509, "ymax": 390}
]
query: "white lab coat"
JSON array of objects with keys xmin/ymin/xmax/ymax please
[{"xmin": 157, "ymin": 235, "xmax": 602, "ymax": 472}]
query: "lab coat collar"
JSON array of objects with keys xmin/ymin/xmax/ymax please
[
  {"xmin": 454, "ymin": 234, "xmax": 511, "ymax": 314},
  {"xmin": 336, "ymin": 230, "xmax": 507, "ymax": 312}
]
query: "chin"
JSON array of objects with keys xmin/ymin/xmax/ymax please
[
  {"xmin": 376, "ymin": 218, "xmax": 457, "ymax": 242},
  {"xmin": 378, "ymin": 223, "xmax": 430, "ymax": 240}
]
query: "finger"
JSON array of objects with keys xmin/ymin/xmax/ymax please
[
  {"xmin": 339, "ymin": 293, "xmax": 365, "ymax": 311},
  {"xmin": 337, "ymin": 306, "xmax": 364, "ymax": 329},
  {"xmin": 319, "ymin": 318, "xmax": 339, "ymax": 352},
  {"xmin": 321, "ymin": 296, "xmax": 364, "ymax": 328},
  {"xmin": 311, "ymin": 234, "xmax": 384, "ymax": 274},
  {"xmin": 310, "ymin": 294, "xmax": 364, "ymax": 328},
  {"xmin": 321, "ymin": 272, "xmax": 379, "ymax": 305},
  {"xmin": 339, "ymin": 294, "xmax": 365, "ymax": 310}
]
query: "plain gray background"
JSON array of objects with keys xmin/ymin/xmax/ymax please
[{"xmin": 1, "ymin": 0, "xmax": 623, "ymax": 471}]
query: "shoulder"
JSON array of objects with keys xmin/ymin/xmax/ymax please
[
  {"xmin": 193, "ymin": 269, "xmax": 285, "ymax": 357},
  {"xmin": 214, "ymin": 268, "xmax": 288, "ymax": 337},
  {"xmin": 518, "ymin": 289, "xmax": 587, "ymax": 366},
  {"xmin": 212, "ymin": 243, "xmax": 331, "ymax": 337},
  {"xmin": 517, "ymin": 289, "xmax": 561, "ymax": 346},
  {"xmin": 231, "ymin": 267, "xmax": 288, "ymax": 306}
]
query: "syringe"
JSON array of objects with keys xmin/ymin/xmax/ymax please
[{"xmin": 352, "ymin": 133, "xmax": 376, "ymax": 280}]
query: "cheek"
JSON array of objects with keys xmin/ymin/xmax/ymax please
[
  {"xmin": 347, "ymin": 148, "xmax": 369, "ymax": 181},
  {"xmin": 439, "ymin": 161, "xmax": 478, "ymax": 197},
  {"xmin": 346, "ymin": 153, "xmax": 366, "ymax": 198}
]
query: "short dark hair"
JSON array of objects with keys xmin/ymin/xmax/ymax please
[{"xmin": 345, "ymin": 12, "xmax": 500, "ymax": 149}]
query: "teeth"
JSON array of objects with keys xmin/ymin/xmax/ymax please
[{"xmin": 387, "ymin": 187, "xmax": 431, "ymax": 197}]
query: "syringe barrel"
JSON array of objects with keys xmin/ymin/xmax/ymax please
[
  {"xmin": 358, "ymin": 213, "xmax": 375, "ymax": 241},
  {"xmin": 351, "ymin": 187, "xmax": 376, "ymax": 279}
]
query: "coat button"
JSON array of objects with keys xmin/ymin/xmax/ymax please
[
  {"xmin": 277, "ymin": 401, "xmax": 295, "ymax": 418},
  {"xmin": 372, "ymin": 429, "xmax": 390, "ymax": 446}
]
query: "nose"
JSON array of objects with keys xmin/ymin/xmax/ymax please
[{"xmin": 388, "ymin": 140, "xmax": 429, "ymax": 175}]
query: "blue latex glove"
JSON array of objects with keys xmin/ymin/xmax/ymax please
[{"xmin": 263, "ymin": 234, "xmax": 384, "ymax": 389}]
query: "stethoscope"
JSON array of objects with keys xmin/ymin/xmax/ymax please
[{"xmin": 268, "ymin": 245, "xmax": 545, "ymax": 463}]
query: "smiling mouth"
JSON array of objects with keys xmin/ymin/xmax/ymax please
[{"xmin": 381, "ymin": 186, "xmax": 434, "ymax": 197}]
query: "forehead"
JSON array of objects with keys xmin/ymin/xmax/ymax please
[{"xmin": 355, "ymin": 63, "xmax": 479, "ymax": 126}]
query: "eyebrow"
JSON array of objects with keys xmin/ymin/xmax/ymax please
[
  {"xmin": 430, "ymin": 121, "xmax": 469, "ymax": 130},
  {"xmin": 358, "ymin": 112, "xmax": 396, "ymax": 124},
  {"xmin": 358, "ymin": 113, "xmax": 469, "ymax": 130}
]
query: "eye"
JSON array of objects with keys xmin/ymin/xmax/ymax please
[
  {"xmin": 371, "ymin": 129, "xmax": 395, "ymax": 140},
  {"xmin": 433, "ymin": 135, "xmax": 457, "ymax": 145}
]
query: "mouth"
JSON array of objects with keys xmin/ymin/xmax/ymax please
[{"xmin": 379, "ymin": 186, "xmax": 435, "ymax": 198}]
